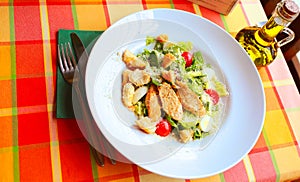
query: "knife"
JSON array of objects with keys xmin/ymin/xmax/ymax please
[
  {"xmin": 70, "ymin": 33, "xmax": 89, "ymax": 80},
  {"xmin": 70, "ymin": 33, "xmax": 116, "ymax": 165}
]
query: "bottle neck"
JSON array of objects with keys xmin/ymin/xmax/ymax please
[{"xmin": 255, "ymin": 17, "xmax": 285, "ymax": 46}]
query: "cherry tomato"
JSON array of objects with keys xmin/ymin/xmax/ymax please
[
  {"xmin": 181, "ymin": 52, "xmax": 193, "ymax": 67},
  {"xmin": 205, "ymin": 89, "xmax": 220, "ymax": 105},
  {"xmin": 155, "ymin": 119, "xmax": 172, "ymax": 137}
]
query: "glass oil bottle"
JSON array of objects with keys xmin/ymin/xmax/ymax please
[{"xmin": 235, "ymin": 0, "xmax": 299, "ymax": 67}]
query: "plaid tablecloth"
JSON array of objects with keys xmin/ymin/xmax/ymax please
[{"xmin": 1, "ymin": 0, "xmax": 300, "ymax": 181}]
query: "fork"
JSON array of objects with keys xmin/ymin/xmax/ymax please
[{"xmin": 57, "ymin": 42, "xmax": 116, "ymax": 166}]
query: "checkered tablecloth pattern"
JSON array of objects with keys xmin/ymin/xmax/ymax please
[{"xmin": 0, "ymin": 0, "xmax": 300, "ymax": 181}]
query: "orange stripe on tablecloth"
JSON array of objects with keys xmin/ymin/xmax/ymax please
[
  {"xmin": 249, "ymin": 134, "xmax": 269, "ymax": 154},
  {"xmin": 0, "ymin": 105, "xmax": 52, "ymax": 117},
  {"xmin": 137, "ymin": 168, "xmax": 152, "ymax": 176},
  {"xmin": 264, "ymin": 110, "xmax": 296, "ymax": 151},
  {"xmin": 0, "ymin": 6, "xmax": 10, "ymax": 43},
  {"xmin": 98, "ymin": 171, "xmax": 138, "ymax": 181},
  {"xmin": 143, "ymin": 0, "xmax": 172, "ymax": 9},
  {"xmin": 0, "ymin": 42, "xmax": 11, "ymax": 46},
  {"xmin": 0, "ymin": 47, "xmax": 12, "ymax": 80},
  {"xmin": 75, "ymin": 4, "xmax": 107, "ymax": 30},
  {"xmin": 269, "ymin": 142, "xmax": 299, "ymax": 150},
  {"xmin": 0, "ymin": 147, "xmax": 14, "ymax": 181},
  {"xmin": 0, "ymin": 116, "xmax": 13, "ymax": 148},
  {"xmin": 0, "ymin": 2, "xmax": 9, "ymax": 6},
  {"xmin": 0, "ymin": 80, "xmax": 12, "ymax": 109}
]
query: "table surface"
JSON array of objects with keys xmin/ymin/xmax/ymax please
[{"xmin": 1, "ymin": 0, "xmax": 300, "ymax": 181}]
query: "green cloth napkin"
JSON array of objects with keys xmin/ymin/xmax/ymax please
[{"xmin": 56, "ymin": 29, "xmax": 103, "ymax": 118}]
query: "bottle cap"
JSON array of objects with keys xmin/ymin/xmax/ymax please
[
  {"xmin": 279, "ymin": 0, "xmax": 299, "ymax": 20},
  {"xmin": 284, "ymin": 0, "xmax": 299, "ymax": 15}
]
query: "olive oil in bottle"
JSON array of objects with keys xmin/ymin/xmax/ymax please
[{"xmin": 235, "ymin": 0, "xmax": 299, "ymax": 67}]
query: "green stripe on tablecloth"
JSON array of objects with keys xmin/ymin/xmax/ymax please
[
  {"xmin": 220, "ymin": 15, "xmax": 230, "ymax": 32},
  {"xmin": 169, "ymin": 0, "xmax": 175, "ymax": 9},
  {"xmin": 9, "ymin": 2, "xmax": 20, "ymax": 182},
  {"xmin": 0, "ymin": 146, "xmax": 18, "ymax": 153},
  {"xmin": 90, "ymin": 148, "xmax": 99, "ymax": 180},
  {"xmin": 71, "ymin": 0, "xmax": 79, "ymax": 29},
  {"xmin": 262, "ymin": 128, "xmax": 280, "ymax": 182},
  {"xmin": 286, "ymin": 107, "xmax": 300, "ymax": 112},
  {"xmin": 219, "ymin": 173, "xmax": 226, "ymax": 182}
]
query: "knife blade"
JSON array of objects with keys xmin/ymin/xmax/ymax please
[
  {"xmin": 70, "ymin": 32, "xmax": 89, "ymax": 80},
  {"xmin": 70, "ymin": 32, "xmax": 116, "ymax": 165}
]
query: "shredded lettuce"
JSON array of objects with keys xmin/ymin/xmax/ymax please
[
  {"xmin": 176, "ymin": 41, "xmax": 193, "ymax": 52},
  {"xmin": 212, "ymin": 77, "xmax": 229, "ymax": 96},
  {"xmin": 166, "ymin": 115, "xmax": 178, "ymax": 128},
  {"xmin": 134, "ymin": 101, "xmax": 147, "ymax": 117},
  {"xmin": 178, "ymin": 112, "xmax": 200, "ymax": 129},
  {"xmin": 146, "ymin": 36, "xmax": 156, "ymax": 46}
]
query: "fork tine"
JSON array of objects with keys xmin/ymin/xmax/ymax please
[
  {"xmin": 60, "ymin": 43, "xmax": 70, "ymax": 71},
  {"xmin": 64, "ymin": 43, "xmax": 73, "ymax": 70},
  {"xmin": 58, "ymin": 44, "xmax": 65, "ymax": 72},
  {"xmin": 66, "ymin": 42, "xmax": 77, "ymax": 68}
]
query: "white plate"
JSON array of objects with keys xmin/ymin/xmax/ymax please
[{"xmin": 85, "ymin": 9, "xmax": 265, "ymax": 179}]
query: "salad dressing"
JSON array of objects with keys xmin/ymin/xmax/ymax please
[{"xmin": 235, "ymin": 0, "xmax": 299, "ymax": 67}]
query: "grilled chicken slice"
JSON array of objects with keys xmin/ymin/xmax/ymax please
[
  {"xmin": 145, "ymin": 85, "xmax": 161, "ymax": 122},
  {"xmin": 122, "ymin": 69, "xmax": 132, "ymax": 86},
  {"xmin": 161, "ymin": 70, "xmax": 176, "ymax": 84},
  {"xmin": 161, "ymin": 53, "xmax": 176, "ymax": 68},
  {"xmin": 176, "ymin": 81, "xmax": 206, "ymax": 117},
  {"xmin": 179, "ymin": 129, "xmax": 194, "ymax": 143},
  {"xmin": 129, "ymin": 69, "xmax": 151, "ymax": 87},
  {"xmin": 135, "ymin": 116, "xmax": 156, "ymax": 134},
  {"xmin": 122, "ymin": 83, "xmax": 135, "ymax": 108},
  {"xmin": 132, "ymin": 86, "xmax": 148, "ymax": 104},
  {"xmin": 158, "ymin": 82, "xmax": 183, "ymax": 121},
  {"xmin": 122, "ymin": 50, "xmax": 146, "ymax": 70}
]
